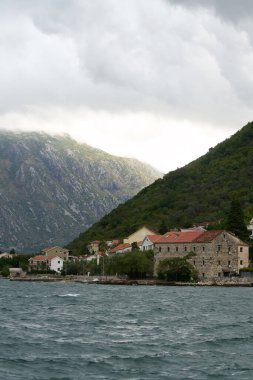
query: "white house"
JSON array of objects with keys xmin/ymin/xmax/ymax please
[
  {"xmin": 141, "ymin": 234, "xmax": 164, "ymax": 251},
  {"xmin": 50, "ymin": 256, "xmax": 64, "ymax": 273}
]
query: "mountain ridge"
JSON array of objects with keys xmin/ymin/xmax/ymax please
[{"xmin": 0, "ymin": 130, "xmax": 161, "ymax": 252}]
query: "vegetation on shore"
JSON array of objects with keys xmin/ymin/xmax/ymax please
[
  {"xmin": 62, "ymin": 250, "xmax": 154, "ymax": 279},
  {"xmin": 157, "ymin": 256, "xmax": 198, "ymax": 282},
  {"xmin": 0, "ymin": 255, "xmax": 30, "ymax": 277},
  {"xmin": 68, "ymin": 122, "xmax": 253, "ymax": 254}
]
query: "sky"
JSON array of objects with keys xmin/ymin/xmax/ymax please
[{"xmin": 0, "ymin": 0, "xmax": 253, "ymax": 173}]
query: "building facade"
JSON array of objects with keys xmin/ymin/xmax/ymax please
[
  {"xmin": 41, "ymin": 246, "xmax": 69, "ymax": 261},
  {"xmin": 123, "ymin": 226, "xmax": 155, "ymax": 245},
  {"xmin": 153, "ymin": 230, "xmax": 249, "ymax": 280}
]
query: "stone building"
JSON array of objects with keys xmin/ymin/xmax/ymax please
[
  {"xmin": 41, "ymin": 246, "xmax": 69, "ymax": 261},
  {"xmin": 153, "ymin": 230, "xmax": 249, "ymax": 280}
]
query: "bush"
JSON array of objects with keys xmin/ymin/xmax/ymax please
[
  {"xmin": 157, "ymin": 257, "xmax": 198, "ymax": 282},
  {"xmin": 1, "ymin": 267, "xmax": 10, "ymax": 277}
]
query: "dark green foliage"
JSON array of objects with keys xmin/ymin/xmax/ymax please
[
  {"xmin": 0, "ymin": 255, "xmax": 30, "ymax": 273},
  {"xmin": 226, "ymin": 200, "xmax": 249, "ymax": 241},
  {"xmin": 1, "ymin": 267, "xmax": 10, "ymax": 277},
  {"xmin": 68, "ymin": 122, "xmax": 253, "ymax": 254},
  {"xmin": 131, "ymin": 242, "xmax": 139, "ymax": 251},
  {"xmin": 158, "ymin": 220, "xmax": 169, "ymax": 234},
  {"xmin": 61, "ymin": 261, "xmax": 88, "ymax": 276},
  {"xmin": 157, "ymin": 257, "xmax": 198, "ymax": 282},
  {"xmin": 86, "ymin": 251, "xmax": 154, "ymax": 279}
]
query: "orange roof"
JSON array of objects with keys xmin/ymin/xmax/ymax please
[
  {"xmin": 110, "ymin": 243, "xmax": 131, "ymax": 253},
  {"xmin": 145, "ymin": 234, "xmax": 165, "ymax": 243},
  {"xmin": 151, "ymin": 231, "xmax": 204, "ymax": 244},
  {"xmin": 30, "ymin": 255, "xmax": 57, "ymax": 262},
  {"xmin": 192, "ymin": 230, "xmax": 223, "ymax": 243}
]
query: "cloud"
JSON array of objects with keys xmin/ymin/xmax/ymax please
[
  {"xmin": 0, "ymin": 0, "xmax": 252, "ymax": 128},
  {"xmin": 167, "ymin": 0, "xmax": 253, "ymax": 23},
  {"xmin": 0, "ymin": 0, "xmax": 253, "ymax": 172}
]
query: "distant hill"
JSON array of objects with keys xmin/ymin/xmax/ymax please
[
  {"xmin": 68, "ymin": 122, "xmax": 253, "ymax": 254},
  {"xmin": 0, "ymin": 131, "xmax": 161, "ymax": 252}
]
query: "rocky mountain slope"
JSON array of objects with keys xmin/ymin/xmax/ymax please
[
  {"xmin": 0, "ymin": 131, "xmax": 161, "ymax": 252},
  {"xmin": 68, "ymin": 122, "xmax": 253, "ymax": 254}
]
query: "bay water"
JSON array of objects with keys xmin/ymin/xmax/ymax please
[{"xmin": 1, "ymin": 280, "xmax": 253, "ymax": 379}]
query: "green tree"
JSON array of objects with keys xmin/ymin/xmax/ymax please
[
  {"xmin": 131, "ymin": 242, "xmax": 139, "ymax": 251},
  {"xmin": 226, "ymin": 200, "xmax": 248, "ymax": 241},
  {"xmin": 157, "ymin": 257, "xmax": 198, "ymax": 282},
  {"xmin": 99, "ymin": 241, "xmax": 108, "ymax": 253},
  {"xmin": 107, "ymin": 250, "xmax": 154, "ymax": 279},
  {"xmin": 158, "ymin": 220, "xmax": 168, "ymax": 235}
]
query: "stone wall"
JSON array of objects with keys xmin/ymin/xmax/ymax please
[{"xmin": 154, "ymin": 231, "xmax": 249, "ymax": 280}]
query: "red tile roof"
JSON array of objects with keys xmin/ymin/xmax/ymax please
[
  {"xmin": 146, "ymin": 234, "xmax": 165, "ymax": 243},
  {"xmin": 110, "ymin": 243, "xmax": 131, "ymax": 253},
  {"xmin": 30, "ymin": 255, "xmax": 56, "ymax": 262},
  {"xmin": 153, "ymin": 231, "xmax": 204, "ymax": 244},
  {"xmin": 192, "ymin": 230, "xmax": 223, "ymax": 243}
]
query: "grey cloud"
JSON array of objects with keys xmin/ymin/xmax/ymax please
[
  {"xmin": 167, "ymin": 0, "xmax": 253, "ymax": 23},
  {"xmin": 0, "ymin": 0, "xmax": 253, "ymax": 129}
]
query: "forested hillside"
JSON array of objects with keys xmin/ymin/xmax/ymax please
[{"xmin": 68, "ymin": 122, "xmax": 253, "ymax": 254}]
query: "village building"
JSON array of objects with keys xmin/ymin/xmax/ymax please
[
  {"xmin": 41, "ymin": 246, "xmax": 69, "ymax": 261},
  {"xmin": 50, "ymin": 257, "xmax": 64, "ymax": 273},
  {"xmin": 109, "ymin": 243, "xmax": 132, "ymax": 254},
  {"xmin": 151, "ymin": 230, "xmax": 249, "ymax": 280},
  {"xmin": 87, "ymin": 241, "xmax": 100, "ymax": 254},
  {"xmin": 9, "ymin": 268, "xmax": 26, "ymax": 278},
  {"xmin": 247, "ymin": 218, "xmax": 253, "ymax": 239},
  {"xmin": 28, "ymin": 255, "xmax": 64, "ymax": 273},
  {"xmin": 0, "ymin": 252, "xmax": 14, "ymax": 259},
  {"xmin": 123, "ymin": 226, "xmax": 156, "ymax": 245},
  {"xmin": 106, "ymin": 239, "xmax": 120, "ymax": 247}
]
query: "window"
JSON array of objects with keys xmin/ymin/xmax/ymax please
[
  {"xmin": 193, "ymin": 246, "xmax": 196, "ymax": 252},
  {"xmin": 228, "ymin": 246, "xmax": 231, "ymax": 252},
  {"xmin": 202, "ymin": 246, "xmax": 205, "ymax": 252},
  {"xmin": 218, "ymin": 245, "xmax": 221, "ymax": 251},
  {"xmin": 228, "ymin": 260, "xmax": 231, "ymax": 265},
  {"xmin": 176, "ymin": 247, "xmax": 178, "ymax": 252},
  {"xmin": 218, "ymin": 272, "xmax": 221, "ymax": 277},
  {"xmin": 240, "ymin": 247, "xmax": 243, "ymax": 252},
  {"xmin": 58, "ymin": 261, "xmax": 60, "ymax": 264},
  {"xmin": 159, "ymin": 247, "xmax": 161, "ymax": 252},
  {"xmin": 193, "ymin": 260, "xmax": 195, "ymax": 265},
  {"xmin": 202, "ymin": 273, "xmax": 205, "ymax": 278},
  {"xmin": 240, "ymin": 260, "xmax": 243, "ymax": 265},
  {"xmin": 203, "ymin": 260, "xmax": 205, "ymax": 265},
  {"xmin": 167, "ymin": 247, "xmax": 170, "ymax": 252},
  {"xmin": 184, "ymin": 246, "xmax": 187, "ymax": 252},
  {"xmin": 218, "ymin": 260, "xmax": 221, "ymax": 265}
]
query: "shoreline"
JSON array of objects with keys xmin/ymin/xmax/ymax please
[{"xmin": 8, "ymin": 276, "xmax": 253, "ymax": 287}]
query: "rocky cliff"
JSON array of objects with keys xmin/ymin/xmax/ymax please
[{"xmin": 0, "ymin": 131, "xmax": 161, "ymax": 252}]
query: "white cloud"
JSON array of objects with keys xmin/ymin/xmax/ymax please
[{"xmin": 0, "ymin": 0, "xmax": 252, "ymax": 171}]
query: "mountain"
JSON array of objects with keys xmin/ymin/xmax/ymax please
[
  {"xmin": 68, "ymin": 122, "xmax": 253, "ymax": 254},
  {"xmin": 0, "ymin": 131, "xmax": 161, "ymax": 252}
]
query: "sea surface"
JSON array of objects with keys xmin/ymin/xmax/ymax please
[{"xmin": 0, "ymin": 281, "xmax": 253, "ymax": 380}]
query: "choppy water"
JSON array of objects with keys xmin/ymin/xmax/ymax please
[{"xmin": 1, "ymin": 281, "xmax": 253, "ymax": 380}]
